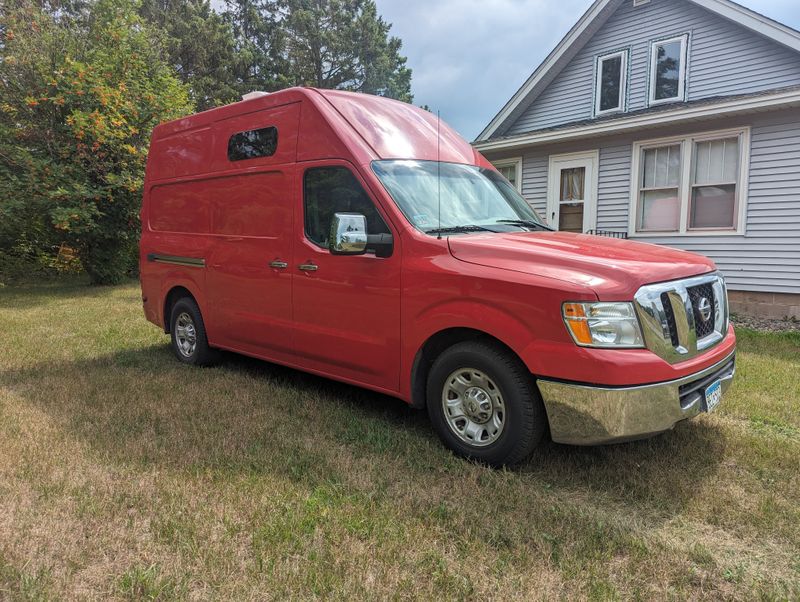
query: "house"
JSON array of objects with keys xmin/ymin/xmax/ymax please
[{"xmin": 474, "ymin": 0, "xmax": 800, "ymax": 319}]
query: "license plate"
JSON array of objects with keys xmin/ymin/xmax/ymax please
[{"xmin": 705, "ymin": 380, "xmax": 722, "ymax": 412}]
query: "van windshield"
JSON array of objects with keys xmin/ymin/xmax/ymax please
[{"xmin": 371, "ymin": 160, "xmax": 550, "ymax": 235}]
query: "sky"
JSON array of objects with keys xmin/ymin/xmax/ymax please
[
  {"xmin": 373, "ymin": 0, "xmax": 800, "ymax": 139},
  {"xmin": 211, "ymin": 0, "xmax": 800, "ymax": 140}
]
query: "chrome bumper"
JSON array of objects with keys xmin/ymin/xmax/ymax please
[{"xmin": 538, "ymin": 351, "xmax": 736, "ymax": 445}]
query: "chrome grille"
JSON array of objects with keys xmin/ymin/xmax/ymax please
[
  {"xmin": 688, "ymin": 283, "xmax": 716, "ymax": 339},
  {"xmin": 633, "ymin": 272, "xmax": 729, "ymax": 364},
  {"xmin": 660, "ymin": 292, "xmax": 680, "ymax": 347}
]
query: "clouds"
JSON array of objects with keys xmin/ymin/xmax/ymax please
[
  {"xmin": 210, "ymin": 0, "xmax": 800, "ymax": 140},
  {"xmin": 376, "ymin": 0, "xmax": 800, "ymax": 139}
]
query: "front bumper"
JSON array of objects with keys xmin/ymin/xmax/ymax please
[{"xmin": 538, "ymin": 351, "xmax": 736, "ymax": 445}]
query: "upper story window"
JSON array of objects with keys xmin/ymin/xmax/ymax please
[
  {"xmin": 595, "ymin": 50, "xmax": 628, "ymax": 116},
  {"xmin": 630, "ymin": 127, "xmax": 749, "ymax": 236},
  {"xmin": 649, "ymin": 35, "xmax": 688, "ymax": 105},
  {"xmin": 491, "ymin": 157, "xmax": 522, "ymax": 192},
  {"xmin": 227, "ymin": 126, "xmax": 278, "ymax": 161}
]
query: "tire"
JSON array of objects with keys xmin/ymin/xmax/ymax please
[
  {"xmin": 426, "ymin": 340, "xmax": 546, "ymax": 467},
  {"xmin": 169, "ymin": 297, "xmax": 220, "ymax": 366}
]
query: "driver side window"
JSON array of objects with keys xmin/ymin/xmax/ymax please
[{"xmin": 304, "ymin": 166, "xmax": 389, "ymax": 248}]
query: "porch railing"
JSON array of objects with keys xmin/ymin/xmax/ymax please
[{"xmin": 586, "ymin": 229, "xmax": 628, "ymax": 239}]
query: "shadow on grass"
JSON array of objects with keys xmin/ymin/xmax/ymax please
[{"xmin": 1, "ymin": 343, "xmax": 723, "ymax": 519}]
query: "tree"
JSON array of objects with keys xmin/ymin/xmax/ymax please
[
  {"xmin": 139, "ymin": 0, "xmax": 240, "ymax": 110},
  {"xmin": 223, "ymin": 0, "xmax": 290, "ymax": 95},
  {"xmin": 279, "ymin": 0, "xmax": 412, "ymax": 102},
  {"xmin": 0, "ymin": 0, "xmax": 192, "ymax": 284}
]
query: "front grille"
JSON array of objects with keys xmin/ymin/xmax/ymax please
[
  {"xmin": 688, "ymin": 283, "xmax": 716, "ymax": 339},
  {"xmin": 633, "ymin": 272, "xmax": 728, "ymax": 364},
  {"xmin": 660, "ymin": 293, "xmax": 680, "ymax": 347}
]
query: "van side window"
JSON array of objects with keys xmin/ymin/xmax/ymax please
[
  {"xmin": 227, "ymin": 126, "xmax": 278, "ymax": 161},
  {"xmin": 304, "ymin": 167, "xmax": 390, "ymax": 248}
]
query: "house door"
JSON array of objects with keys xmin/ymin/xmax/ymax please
[{"xmin": 546, "ymin": 151, "xmax": 598, "ymax": 233}]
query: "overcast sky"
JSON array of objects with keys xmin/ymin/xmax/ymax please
[
  {"xmin": 373, "ymin": 0, "xmax": 800, "ymax": 139},
  {"xmin": 213, "ymin": 1, "xmax": 800, "ymax": 140}
]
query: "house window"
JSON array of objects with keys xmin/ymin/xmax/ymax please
[
  {"xmin": 491, "ymin": 157, "xmax": 522, "ymax": 192},
  {"xmin": 638, "ymin": 144, "xmax": 681, "ymax": 231},
  {"xmin": 648, "ymin": 35, "xmax": 688, "ymax": 105},
  {"xmin": 631, "ymin": 128, "xmax": 749, "ymax": 235},
  {"xmin": 595, "ymin": 50, "xmax": 628, "ymax": 115},
  {"xmin": 690, "ymin": 137, "xmax": 739, "ymax": 229}
]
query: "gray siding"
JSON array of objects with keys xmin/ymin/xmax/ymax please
[
  {"xmin": 505, "ymin": 0, "xmax": 800, "ymax": 135},
  {"xmin": 493, "ymin": 110, "xmax": 800, "ymax": 294},
  {"xmin": 521, "ymin": 151, "xmax": 549, "ymax": 215}
]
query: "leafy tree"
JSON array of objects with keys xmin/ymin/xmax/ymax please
[
  {"xmin": 0, "ymin": 0, "xmax": 192, "ymax": 284},
  {"xmin": 279, "ymin": 0, "xmax": 412, "ymax": 102},
  {"xmin": 139, "ymin": 0, "xmax": 240, "ymax": 110},
  {"xmin": 222, "ymin": 0, "xmax": 290, "ymax": 94}
]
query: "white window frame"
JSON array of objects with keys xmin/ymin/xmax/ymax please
[
  {"xmin": 492, "ymin": 157, "xmax": 523, "ymax": 192},
  {"xmin": 648, "ymin": 34, "xmax": 689, "ymax": 106},
  {"xmin": 628, "ymin": 127, "xmax": 750, "ymax": 237},
  {"xmin": 594, "ymin": 49, "xmax": 629, "ymax": 117}
]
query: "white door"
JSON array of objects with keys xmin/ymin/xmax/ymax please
[{"xmin": 547, "ymin": 151, "xmax": 599, "ymax": 233}]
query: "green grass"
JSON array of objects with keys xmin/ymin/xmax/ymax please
[{"xmin": 0, "ymin": 279, "xmax": 798, "ymax": 600}]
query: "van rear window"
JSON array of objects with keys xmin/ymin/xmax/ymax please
[{"xmin": 227, "ymin": 126, "xmax": 278, "ymax": 161}]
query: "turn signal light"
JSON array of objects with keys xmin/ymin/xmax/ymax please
[{"xmin": 563, "ymin": 303, "xmax": 593, "ymax": 345}]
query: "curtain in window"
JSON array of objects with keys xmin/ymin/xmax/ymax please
[
  {"xmin": 560, "ymin": 167, "xmax": 585, "ymax": 202},
  {"xmin": 639, "ymin": 144, "xmax": 680, "ymax": 231},
  {"xmin": 690, "ymin": 137, "xmax": 738, "ymax": 229}
]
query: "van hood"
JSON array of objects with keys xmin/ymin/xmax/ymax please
[{"xmin": 448, "ymin": 231, "xmax": 716, "ymax": 299}]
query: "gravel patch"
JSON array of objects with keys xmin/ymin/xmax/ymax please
[{"xmin": 732, "ymin": 313, "xmax": 800, "ymax": 333}]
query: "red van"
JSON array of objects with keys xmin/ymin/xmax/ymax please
[{"xmin": 140, "ymin": 87, "xmax": 736, "ymax": 466}]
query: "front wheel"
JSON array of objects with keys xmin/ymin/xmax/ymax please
[{"xmin": 426, "ymin": 340, "xmax": 546, "ymax": 467}]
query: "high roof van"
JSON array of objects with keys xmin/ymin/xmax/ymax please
[{"xmin": 140, "ymin": 88, "xmax": 735, "ymax": 466}]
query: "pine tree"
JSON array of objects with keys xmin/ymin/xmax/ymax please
[
  {"xmin": 279, "ymin": 0, "xmax": 411, "ymax": 101},
  {"xmin": 140, "ymin": 0, "xmax": 240, "ymax": 109}
]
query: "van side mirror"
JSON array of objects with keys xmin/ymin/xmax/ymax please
[{"xmin": 330, "ymin": 213, "xmax": 368, "ymax": 255}]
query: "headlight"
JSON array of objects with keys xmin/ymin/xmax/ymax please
[{"xmin": 562, "ymin": 302, "xmax": 644, "ymax": 348}]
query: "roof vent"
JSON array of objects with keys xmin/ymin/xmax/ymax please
[
  {"xmin": 242, "ymin": 91, "xmax": 270, "ymax": 101},
  {"xmin": 633, "ymin": 0, "xmax": 650, "ymax": 5}
]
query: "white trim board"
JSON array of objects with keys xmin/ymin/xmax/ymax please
[
  {"xmin": 475, "ymin": 0, "xmax": 800, "ymax": 142},
  {"xmin": 474, "ymin": 87, "xmax": 800, "ymax": 153}
]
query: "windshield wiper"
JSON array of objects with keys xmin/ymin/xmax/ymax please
[
  {"xmin": 496, "ymin": 219, "xmax": 554, "ymax": 231},
  {"xmin": 425, "ymin": 225, "xmax": 494, "ymax": 235}
]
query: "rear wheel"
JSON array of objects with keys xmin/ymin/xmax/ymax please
[
  {"xmin": 169, "ymin": 297, "xmax": 220, "ymax": 366},
  {"xmin": 426, "ymin": 340, "xmax": 545, "ymax": 467}
]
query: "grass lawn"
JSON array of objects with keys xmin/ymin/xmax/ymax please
[{"xmin": 0, "ymin": 279, "xmax": 798, "ymax": 600}]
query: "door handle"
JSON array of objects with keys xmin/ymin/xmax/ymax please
[
  {"xmin": 298, "ymin": 262, "xmax": 318, "ymax": 272},
  {"xmin": 269, "ymin": 260, "xmax": 288, "ymax": 269}
]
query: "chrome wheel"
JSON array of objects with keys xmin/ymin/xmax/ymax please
[
  {"xmin": 441, "ymin": 368, "xmax": 506, "ymax": 447},
  {"xmin": 174, "ymin": 312, "xmax": 197, "ymax": 358}
]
